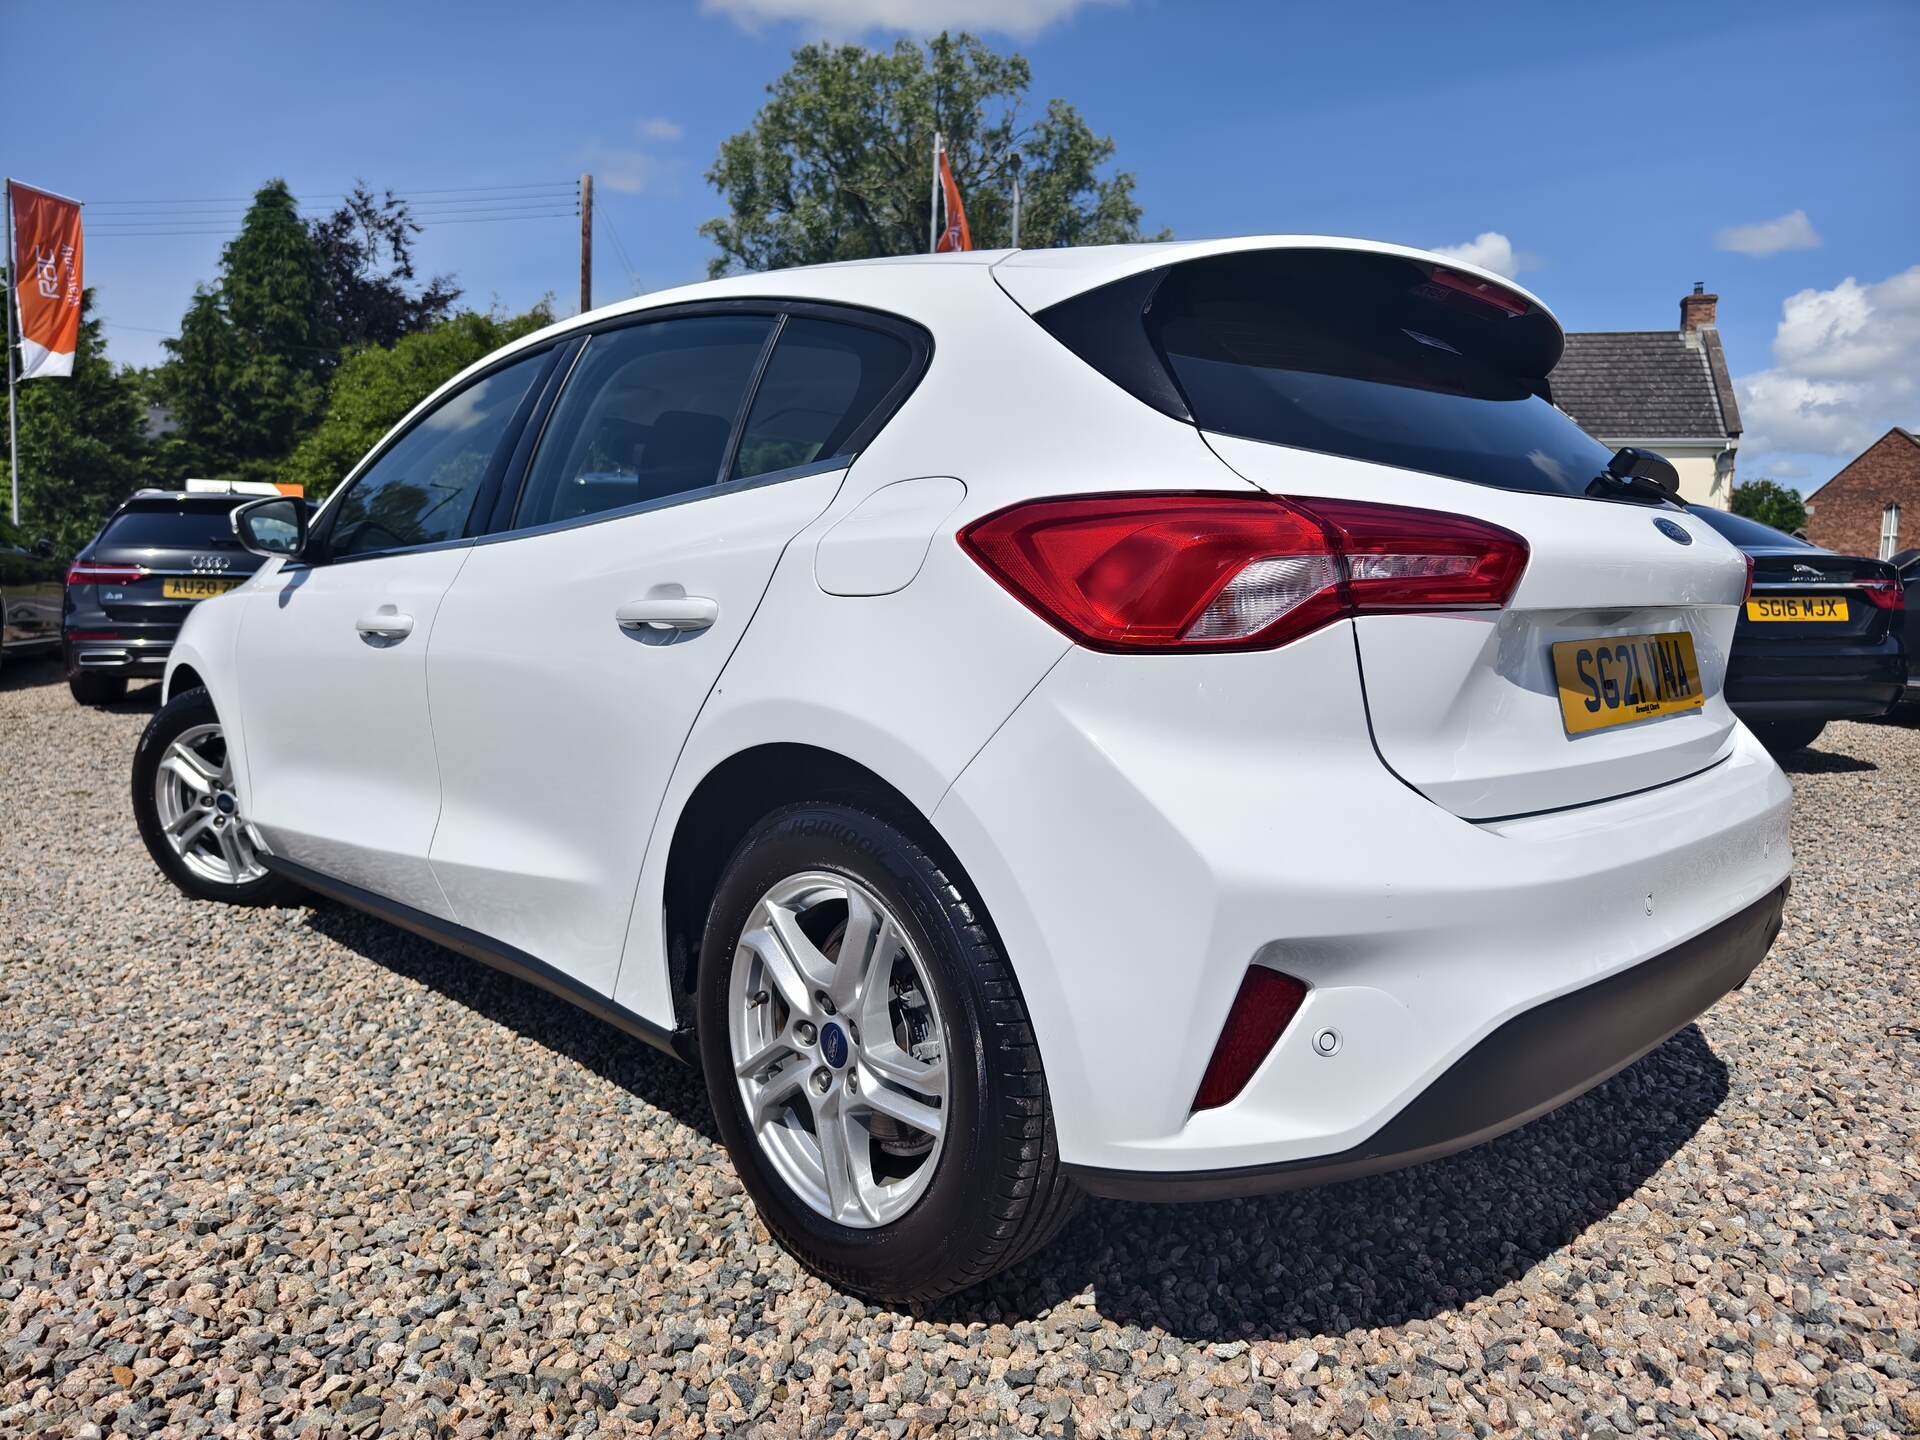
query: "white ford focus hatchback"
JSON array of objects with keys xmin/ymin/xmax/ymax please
[{"xmin": 135, "ymin": 237, "xmax": 1792, "ymax": 1301}]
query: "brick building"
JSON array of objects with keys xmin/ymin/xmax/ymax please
[
  {"xmin": 1550, "ymin": 284, "xmax": 1743, "ymax": 509},
  {"xmin": 1804, "ymin": 427, "xmax": 1920, "ymax": 559}
]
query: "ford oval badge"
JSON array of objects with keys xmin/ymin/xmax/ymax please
[{"xmin": 1653, "ymin": 517, "xmax": 1692, "ymax": 545}]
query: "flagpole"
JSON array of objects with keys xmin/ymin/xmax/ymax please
[
  {"xmin": 4, "ymin": 178, "xmax": 19, "ymax": 527},
  {"xmin": 928, "ymin": 132, "xmax": 941, "ymax": 255},
  {"xmin": 1009, "ymin": 155, "xmax": 1022, "ymax": 249}
]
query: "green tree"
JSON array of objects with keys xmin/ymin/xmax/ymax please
[
  {"xmin": 309, "ymin": 183, "xmax": 461, "ymax": 351},
  {"xmin": 2, "ymin": 281, "xmax": 148, "ymax": 551},
  {"xmin": 702, "ymin": 32, "xmax": 1160, "ymax": 275},
  {"xmin": 155, "ymin": 180, "xmax": 334, "ymax": 486},
  {"xmin": 1732, "ymin": 477, "xmax": 1809, "ymax": 535},
  {"xmin": 279, "ymin": 304, "xmax": 553, "ymax": 500}
]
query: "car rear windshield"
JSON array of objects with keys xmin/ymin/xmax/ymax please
[
  {"xmin": 97, "ymin": 505, "xmax": 243, "ymax": 550},
  {"xmin": 1041, "ymin": 248, "xmax": 1623, "ymax": 500},
  {"xmin": 1687, "ymin": 505, "xmax": 1813, "ymax": 550}
]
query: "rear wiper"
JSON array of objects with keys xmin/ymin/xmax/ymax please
[{"xmin": 1587, "ymin": 446, "xmax": 1681, "ymax": 504}]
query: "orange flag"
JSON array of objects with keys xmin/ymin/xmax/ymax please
[
  {"xmin": 8, "ymin": 182, "xmax": 84, "ymax": 379},
  {"xmin": 935, "ymin": 147, "xmax": 971, "ymax": 253}
]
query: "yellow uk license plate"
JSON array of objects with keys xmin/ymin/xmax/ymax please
[
  {"xmin": 1552, "ymin": 632, "xmax": 1704, "ymax": 736},
  {"xmin": 1745, "ymin": 595, "xmax": 1848, "ymax": 622},
  {"xmin": 162, "ymin": 576, "xmax": 242, "ymax": 600}
]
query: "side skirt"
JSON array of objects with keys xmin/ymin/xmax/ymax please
[{"xmin": 263, "ymin": 854, "xmax": 695, "ymax": 1064}]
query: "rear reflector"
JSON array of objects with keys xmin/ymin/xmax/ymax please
[
  {"xmin": 1859, "ymin": 578, "xmax": 1904, "ymax": 611},
  {"xmin": 1193, "ymin": 968, "xmax": 1309, "ymax": 1112},
  {"xmin": 67, "ymin": 563, "xmax": 149, "ymax": 586},
  {"xmin": 66, "ymin": 631, "xmax": 122, "ymax": 642},
  {"xmin": 959, "ymin": 493, "xmax": 1527, "ymax": 652}
]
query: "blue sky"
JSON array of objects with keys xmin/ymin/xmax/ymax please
[{"xmin": 13, "ymin": 0, "xmax": 1916, "ymax": 491}]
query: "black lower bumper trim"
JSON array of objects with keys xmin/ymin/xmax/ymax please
[
  {"xmin": 262, "ymin": 853, "xmax": 694, "ymax": 1064},
  {"xmin": 1067, "ymin": 881, "xmax": 1788, "ymax": 1202}
]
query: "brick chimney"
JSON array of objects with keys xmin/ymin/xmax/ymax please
[{"xmin": 1680, "ymin": 281, "xmax": 1718, "ymax": 333}]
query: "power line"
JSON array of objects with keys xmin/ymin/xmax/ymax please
[
  {"xmin": 597, "ymin": 209, "xmax": 642, "ymax": 294},
  {"xmin": 89, "ymin": 180, "xmax": 579, "ymax": 207},
  {"xmin": 90, "ymin": 211, "xmax": 578, "ymax": 239}
]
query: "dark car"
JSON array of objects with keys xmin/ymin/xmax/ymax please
[
  {"xmin": 1688, "ymin": 505, "xmax": 1905, "ymax": 752},
  {"xmin": 1, "ymin": 520, "xmax": 67, "ymax": 675},
  {"xmin": 1894, "ymin": 547, "xmax": 1920, "ymax": 713},
  {"xmin": 63, "ymin": 489, "xmax": 267, "ymax": 704}
]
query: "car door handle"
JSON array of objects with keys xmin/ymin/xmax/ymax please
[
  {"xmin": 354, "ymin": 611, "xmax": 414, "ymax": 641},
  {"xmin": 614, "ymin": 596, "xmax": 719, "ymax": 633}
]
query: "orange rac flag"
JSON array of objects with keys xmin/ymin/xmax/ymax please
[
  {"xmin": 9, "ymin": 182, "xmax": 84, "ymax": 379},
  {"xmin": 934, "ymin": 148, "xmax": 972, "ymax": 253}
]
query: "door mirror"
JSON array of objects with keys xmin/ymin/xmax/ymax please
[
  {"xmin": 232, "ymin": 496, "xmax": 307, "ymax": 558},
  {"xmin": 33, "ymin": 536, "xmax": 55, "ymax": 558}
]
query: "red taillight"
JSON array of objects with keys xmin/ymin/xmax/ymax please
[
  {"xmin": 1422, "ymin": 265, "xmax": 1531, "ymax": 317},
  {"xmin": 1743, "ymin": 553, "xmax": 1755, "ymax": 602},
  {"xmin": 1860, "ymin": 578, "xmax": 1905, "ymax": 611},
  {"xmin": 958, "ymin": 493, "xmax": 1527, "ymax": 652},
  {"xmin": 1193, "ymin": 968, "xmax": 1309, "ymax": 1112},
  {"xmin": 66, "ymin": 631, "xmax": 121, "ymax": 641},
  {"xmin": 67, "ymin": 562, "xmax": 148, "ymax": 586}
]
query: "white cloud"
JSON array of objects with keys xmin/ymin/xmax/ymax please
[
  {"xmin": 585, "ymin": 117, "xmax": 685, "ymax": 195},
  {"xmin": 1715, "ymin": 209, "xmax": 1822, "ymax": 258},
  {"xmin": 1737, "ymin": 264, "xmax": 1920, "ymax": 460},
  {"xmin": 701, "ymin": 0, "xmax": 1120, "ymax": 40},
  {"xmin": 1430, "ymin": 232, "xmax": 1537, "ymax": 280}
]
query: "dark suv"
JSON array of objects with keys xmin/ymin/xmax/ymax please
[{"xmin": 63, "ymin": 490, "xmax": 268, "ymax": 704}]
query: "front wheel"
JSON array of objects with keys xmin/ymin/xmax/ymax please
[
  {"xmin": 132, "ymin": 687, "xmax": 302, "ymax": 906},
  {"xmin": 697, "ymin": 802, "xmax": 1079, "ymax": 1303},
  {"xmin": 1752, "ymin": 719, "xmax": 1826, "ymax": 755}
]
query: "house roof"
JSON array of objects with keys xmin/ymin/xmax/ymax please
[
  {"xmin": 1550, "ymin": 330, "xmax": 1742, "ymax": 442},
  {"xmin": 1805, "ymin": 425, "xmax": 1920, "ymax": 502}
]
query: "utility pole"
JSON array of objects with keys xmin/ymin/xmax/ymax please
[
  {"xmin": 1009, "ymin": 154, "xmax": 1022, "ymax": 250},
  {"xmin": 579, "ymin": 173, "xmax": 593, "ymax": 315},
  {"xmin": 928, "ymin": 133, "xmax": 941, "ymax": 255},
  {"xmin": 4, "ymin": 179, "xmax": 18, "ymax": 527}
]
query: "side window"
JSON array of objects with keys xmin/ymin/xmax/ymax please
[
  {"xmin": 513, "ymin": 315, "xmax": 775, "ymax": 529},
  {"xmin": 325, "ymin": 352, "xmax": 548, "ymax": 559},
  {"xmin": 731, "ymin": 318, "xmax": 914, "ymax": 481}
]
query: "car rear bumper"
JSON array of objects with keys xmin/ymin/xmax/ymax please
[
  {"xmin": 1067, "ymin": 879, "xmax": 1786, "ymax": 1200},
  {"xmin": 1724, "ymin": 647, "xmax": 1904, "ymax": 722},
  {"xmin": 64, "ymin": 636, "xmax": 172, "ymax": 678},
  {"xmin": 935, "ymin": 624, "xmax": 1794, "ymax": 1178}
]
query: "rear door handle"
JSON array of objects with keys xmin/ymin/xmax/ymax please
[
  {"xmin": 354, "ymin": 611, "xmax": 414, "ymax": 641},
  {"xmin": 614, "ymin": 596, "xmax": 719, "ymax": 633}
]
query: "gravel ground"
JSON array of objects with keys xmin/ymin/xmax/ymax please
[{"xmin": 2, "ymin": 655, "xmax": 1915, "ymax": 1439}]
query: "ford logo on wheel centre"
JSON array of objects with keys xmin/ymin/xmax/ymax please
[
  {"xmin": 1653, "ymin": 517, "xmax": 1693, "ymax": 546},
  {"xmin": 820, "ymin": 1022, "xmax": 850, "ymax": 1069}
]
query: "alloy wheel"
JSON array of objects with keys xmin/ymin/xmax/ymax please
[
  {"xmin": 728, "ymin": 870, "xmax": 949, "ymax": 1228},
  {"xmin": 152, "ymin": 722, "xmax": 265, "ymax": 886}
]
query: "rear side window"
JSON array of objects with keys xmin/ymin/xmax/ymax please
[
  {"xmin": 97, "ymin": 507, "xmax": 241, "ymax": 550},
  {"xmin": 1043, "ymin": 249, "xmax": 1620, "ymax": 500},
  {"xmin": 327, "ymin": 351, "xmax": 549, "ymax": 559},
  {"xmin": 731, "ymin": 318, "xmax": 914, "ymax": 481},
  {"xmin": 513, "ymin": 315, "xmax": 775, "ymax": 529}
]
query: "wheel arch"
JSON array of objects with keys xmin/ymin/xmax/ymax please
[
  {"xmin": 164, "ymin": 662, "xmax": 206, "ymax": 703},
  {"xmin": 660, "ymin": 742, "xmax": 971, "ymax": 1029}
]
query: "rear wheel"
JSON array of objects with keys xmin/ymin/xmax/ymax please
[
  {"xmin": 1752, "ymin": 719, "xmax": 1826, "ymax": 755},
  {"xmin": 697, "ymin": 802, "xmax": 1078, "ymax": 1303},
  {"xmin": 132, "ymin": 687, "xmax": 302, "ymax": 906},
  {"xmin": 68, "ymin": 671, "xmax": 127, "ymax": 705}
]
